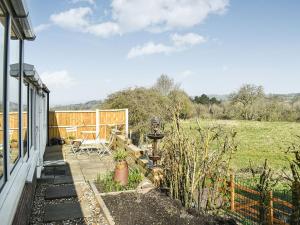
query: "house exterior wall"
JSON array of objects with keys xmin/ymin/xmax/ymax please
[{"xmin": 0, "ymin": 1, "xmax": 48, "ymax": 224}]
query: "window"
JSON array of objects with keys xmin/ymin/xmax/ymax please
[
  {"xmin": 0, "ymin": 7, "xmax": 6, "ymax": 186},
  {"xmin": 30, "ymin": 88, "xmax": 34, "ymax": 150},
  {"xmin": 9, "ymin": 37, "xmax": 20, "ymax": 169},
  {"xmin": 22, "ymin": 82, "xmax": 28, "ymax": 157}
]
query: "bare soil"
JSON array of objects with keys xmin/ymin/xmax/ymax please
[{"xmin": 102, "ymin": 190, "xmax": 236, "ymax": 225}]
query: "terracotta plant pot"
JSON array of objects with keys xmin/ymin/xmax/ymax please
[{"xmin": 114, "ymin": 160, "xmax": 129, "ymax": 186}]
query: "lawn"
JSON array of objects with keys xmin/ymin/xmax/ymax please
[{"xmin": 181, "ymin": 119, "xmax": 300, "ymax": 173}]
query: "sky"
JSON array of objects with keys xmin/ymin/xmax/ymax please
[{"xmin": 25, "ymin": 0, "xmax": 300, "ymax": 106}]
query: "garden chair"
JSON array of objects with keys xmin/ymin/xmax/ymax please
[
  {"xmin": 66, "ymin": 126, "xmax": 86, "ymax": 156},
  {"xmin": 97, "ymin": 128, "xmax": 117, "ymax": 158}
]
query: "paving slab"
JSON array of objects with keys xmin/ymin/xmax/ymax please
[
  {"xmin": 44, "ymin": 202, "xmax": 84, "ymax": 222},
  {"xmin": 53, "ymin": 176, "xmax": 74, "ymax": 185},
  {"xmin": 45, "ymin": 185, "xmax": 77, "ymax": 200}
]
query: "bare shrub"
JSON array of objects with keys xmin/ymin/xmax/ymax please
[
  {"xmin": 161, "ymin": 111, "xmax": 237, "ymax": 213},
  {"xmin": 284, "ymin": 139, "xmax": 300, "ymax": 225},
  {"xmin": 249, "ymin": 159, "xmax": 279, "ymax": 225}
]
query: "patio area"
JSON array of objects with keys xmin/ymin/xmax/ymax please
[{"xmin": 30, "ymin": 145, "xmax": 115, "ymax": 224}]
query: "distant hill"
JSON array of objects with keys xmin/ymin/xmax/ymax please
[
  {"xmin": 51, "ymin": 100, "xmax": 102, "ymax": 111},
  {"xmin": 208, "ymin": 93, "xmax": 300, "ymax": 102},
  {"xmin": 51, "ymin": 93, "xmax": 300, "ymax": 111}
]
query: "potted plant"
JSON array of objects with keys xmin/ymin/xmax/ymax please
[
  {"xmin": 10, "ymin": 139, "xmax": 18, "ymax": 149},
  {"xmin": 65, "ymin": 135, "xmax": 76, "ymax": 145},
  {"xmin": 113, "ymin": 148, "xmax": 129, "ymax": 186}
]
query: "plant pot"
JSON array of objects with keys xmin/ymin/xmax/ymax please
[{"xmin": 114, "ymin": 160, "xmax": 129, "ymax": 186}]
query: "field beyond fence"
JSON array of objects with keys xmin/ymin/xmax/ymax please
[{"xmin": 49, "ymin": 109, "xmax": 128, "ymax": 141}]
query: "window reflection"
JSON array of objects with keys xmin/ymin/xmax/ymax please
[
  {"xmin": 9, "ymin": 39, "xmax": 20, "ymax": 166},
  {"xmin": 0, "ymin": 9, "xmax": 5, "ymax": 181},
  {"xmin": 23, "ymin": 82, "xmax": 28, "ymax": 156}
]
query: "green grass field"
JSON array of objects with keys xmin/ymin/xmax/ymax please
[{"xmin": 182, "ymin": 119, "xmax": 300, "ymax": 173}]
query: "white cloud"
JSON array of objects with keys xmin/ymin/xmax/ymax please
[
  {"xmin": 127, "ymin": 42, "xmax": 175, "ymax": 59},
  {"xmin": 70, "ymin": 0, "xmax": 95, "ymax": 5},
  {"xmin": 41, "ymin": 70, "xmax": 76, "ymax": 89},
  {"xmin": 50, "ymin": 7, "xmax": 91, "ymax": 31},
  {"xmin": 111, "ymin": 0, "xmax": 229, "ymax": 32},
  {"xmin": 128, "ymin": 32, "xmax": 206, "ymax": 58},
  {"xmin": 34, "ymin": 23, "xmax": 52, "ymax": 33},
  {"xmin": 86, "ymin": 22, "xmax": 120, "ymax": 37},
  {"xmin": 47, "ymin": 0, "xmax": 229, "ymax": 37},
  {"xmin": 50, "ymin": 7, "xmax": 120, "ymax": 37},
  {"xmin": 171, "ymin": 33, "xmax": 206, "ymax": 46}
]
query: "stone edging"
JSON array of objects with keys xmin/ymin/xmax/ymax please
[{"xmin": 89, "ymin": 181, "xmax": 116, "ymax": 225}]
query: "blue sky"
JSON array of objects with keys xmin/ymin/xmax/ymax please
[{"xmin": 25, "ymin": 0, "xmax": 300, "ymax": 105}]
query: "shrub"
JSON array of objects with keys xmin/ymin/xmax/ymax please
[
  {"xmin": 96, "ymin": 168, "xmax": 144, "ymax": 192},
  {"xmin": 113, "ymin": 149, "xmax": 128, "ymax": 162},
  {"xmin": 161, "ymin": 111, "xmax": 237, "ymax": 212}
]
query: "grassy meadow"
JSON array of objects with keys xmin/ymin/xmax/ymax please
[{"xmin": 181, "ymin": 119, "xmax": 300, "ymax": 174}]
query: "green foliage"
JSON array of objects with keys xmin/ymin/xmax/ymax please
[
  {"xmin": 113, "ymin": 149, "xmax": 128, "ymax": 161},
  {"xmin": 10, "ymin": 138, "xmax": 18, "ymax": 143},
  {"xmin": 102, "ymin": 87, "xmax": 169, "ymax": 136},
  {"xmin": 102, "ymin": 75, "xmax": 194, "ymax": 144},
  {"xmin": 193, "ymin": 94, "xmax": 221, "ymax": 105},
  {"xmin": 168, "ymin": 89, "xmax": 195, "ymax": 119},
  {"xmin": 96, "ymin": 168, "xmax": 144, "ymax": 192},
  {"xmin": 68, "ymin": 136, "xmax": 76, "ymax": 140},
  {"xmin": 181, "ymin": 119, "xmax": 300, "ymax": 173}
]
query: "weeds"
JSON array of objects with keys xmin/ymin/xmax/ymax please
[{"xmin": 96, "ymin": 168, "xmax": 144, "ymax": 192}]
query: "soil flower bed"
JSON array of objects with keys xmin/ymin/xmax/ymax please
[{"xmin": 101, "ymin": 190, "xmax": 236, "ymax": 225}]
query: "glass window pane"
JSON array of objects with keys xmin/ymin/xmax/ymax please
[
  {"xmin": 0, "ymin": 9, "xmax": 5, "ymax": 181},
  {"xmin": 9, "ymin": 39, "xmax": 19, "ymax": 166},
  {"xmin": 23, "ymin": 82, "xmax": 28, "ymax": 156},
  {"xmin": 30, "ymin": 89, "xmax": 33, "ymax": 149}
]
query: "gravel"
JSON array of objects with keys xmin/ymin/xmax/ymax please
[{"xmin": 30, "ymin": 181, "xmax": 109, "ymax": 225}]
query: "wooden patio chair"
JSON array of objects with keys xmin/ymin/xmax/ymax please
[{"xmin": 97, "ymin": 128, "xmax": 117, "ymax": 158}]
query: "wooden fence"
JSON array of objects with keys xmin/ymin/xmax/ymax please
[
  {"xmin": 0, "ymin": 112, "xmax": 28, "ymax": 143},
  {"xmin": 49, "ymin": 109, "xmax": 128, "ymax": 141},
  {"xmin": 229, "ymin": 175, "xmax": 293, "ymax": 225}
]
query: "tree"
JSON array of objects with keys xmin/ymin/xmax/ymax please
[
  {"xmin": 102, "ymin": 87, "xmax": 169, "ymax": 141},
  {"xmin": 194, "ymin": 94, "xmax": 210, "ymax": 105},
  {"xmin": 230, "ymin": 84, "xmax": 265, "ymax": 120},
  {"xmin": 153, "ymin": 74, "xmax": 178, "ymax": 96},
  {"xmin": 168, "ymin": 89, "xmax": 195, "ymax": 119}
]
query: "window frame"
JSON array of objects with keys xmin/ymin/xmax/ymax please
[
  {"xmin": 0, "ymin": 5, "xmax": 10, "ymax": 192},
  {"xmin": 8, "ymin": 37, "xmax": 21, "ymax": 173},
  {"xmin": 22, "ymin": 80, "xmax": 29, "ymax": 160}
]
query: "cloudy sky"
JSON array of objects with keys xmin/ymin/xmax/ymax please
[{"xmin": 25, "ymin": 0, "xmax": 300, "ymax": 105}]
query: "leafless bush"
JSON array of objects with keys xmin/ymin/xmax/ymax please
[
  {"xmin": 284, "ymin": 139, "xmax": 300, "ymax": 225},
  {"xmin": 160, "ymin": 111, "xmax": 237, "ymax": 213},
  {"xmin": 250, "ymin": 159, "xmax": 279, "ymax": 225}
]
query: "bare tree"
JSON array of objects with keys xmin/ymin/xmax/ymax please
[
  {"xmin": 230, "ymin": 84, "xmax": 265, "ymax": 120},
  {"xmin": 153, "ymin": 74, "xmax": 179, "ymax": 96}
]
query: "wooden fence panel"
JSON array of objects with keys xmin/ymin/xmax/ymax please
[
  {"xmin": 230, "ymin": 176, "xmax": 293, "ymax": 225},
  {"xmin": 49, "ymin": 109, "xmax": 128, "ymax": 141}
]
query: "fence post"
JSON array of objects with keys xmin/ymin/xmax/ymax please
[
  {"xmin": 125, "ymin": 109, "xmax": 129, "ymax": 139},
  {"xmin": 268, "ymin": 191, "xmax": 274, "ymax": 225},
  {"xmin": 230, "ymin": 174, "xmax": 235, "ymax": 211},
  {"xmin": 96, "ymin": 109, "xmax": 100, "ymax": 141}
]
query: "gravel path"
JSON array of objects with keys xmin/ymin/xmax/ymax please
[{"xmin": 30, "ymin": 181, "xmax": 109, "ymax": 225}]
